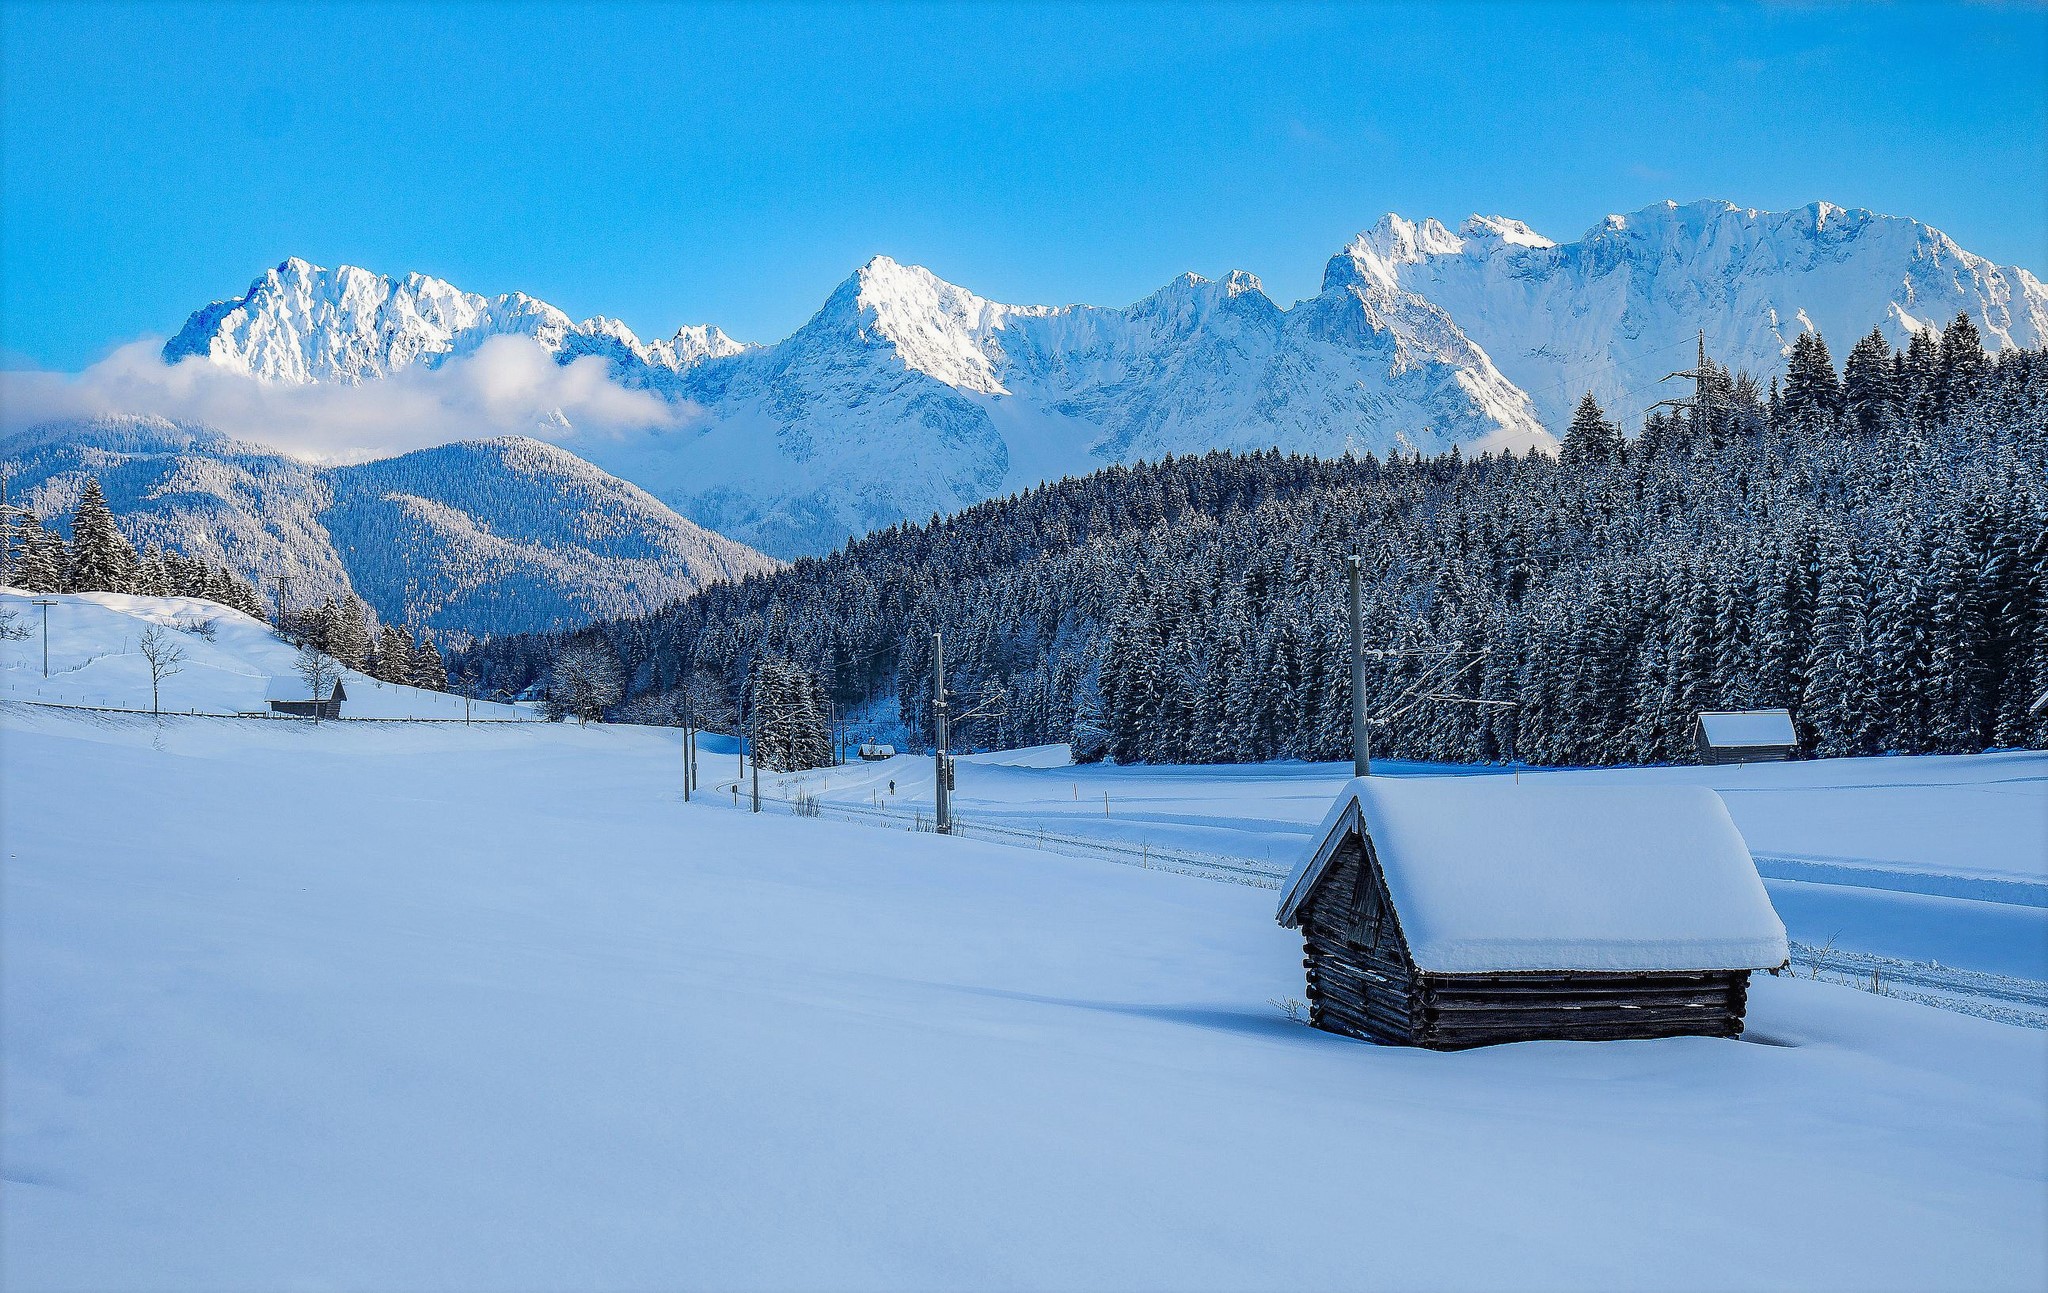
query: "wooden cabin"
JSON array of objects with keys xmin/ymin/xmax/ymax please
[
  {"xmin": 1276, "ymin": 778, "xmax": 1788, "ymax": 1050},
  {"xmin": 1692, "ymin": 708, "xmax": 1798, "ymax": 764},
  {"xmin": 858, "ymin": 743, "xmax": 898, "ymax": 761},
  {"xmin": 266, "ymin": 676, "xmax": 347, "ymax": 720}
]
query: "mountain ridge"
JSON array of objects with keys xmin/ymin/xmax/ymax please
[
  {"xmin": 159, "ymin": 198, "xmax": 2048, "ymax": 555},
  {"xmin": 3, "ymin": 415, "xmax": 778, "ymax": 640}
]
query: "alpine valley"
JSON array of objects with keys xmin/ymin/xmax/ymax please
[{"xmin": 10, "ymin": 198, "xmax": 2044, "ymax": 636}]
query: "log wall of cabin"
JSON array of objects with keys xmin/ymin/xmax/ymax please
[
  {"xmin": 1298, "ymin": 832, "xmax": 1426, "ymax": 1045},
  {"xmin": 1298, "ymin": 827, "xmax": 1754, "ymax": 1050}
]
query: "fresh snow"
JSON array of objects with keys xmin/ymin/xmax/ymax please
[
  {"xmin": 1279, "ymin": 778, "xmax": 1789, "ymax": 974},
  {"xmin": 5, "ymin": 705, "xmax": 2044, "ymax": 1290},
  {"xmin": 1697, "ymin": 708, "xmax": 1798, "ymax": 748},
  {"xmin": 0, "ymin": 589, "xmax": 533, "ymax": 720},
  {"xmin": 4, "ymin": 597, "xmax": 2043, "ymax": 1289},
  {"xmin": 755, "ymin": 744, "xmax": 2048, "ymax": 984}
]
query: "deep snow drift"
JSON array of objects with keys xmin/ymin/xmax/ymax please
[{"xmin": 4, "ymin": 700, "xmax": 2044, "ymax": 1290}]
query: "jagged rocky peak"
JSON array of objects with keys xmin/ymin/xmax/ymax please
[{"xmin": 1459, "ymin": 215, "xmax": 1555, "ymax": 250}]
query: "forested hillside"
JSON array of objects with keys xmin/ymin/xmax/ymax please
[{"xmin": 454, "ymin": 318, "xmax": 2048, "ymax": 766}]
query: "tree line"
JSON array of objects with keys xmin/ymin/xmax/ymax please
[
  {"xmin": 4, "ymin": 477, "xmax": 267, "ymax": 617},
  {"xmin": 280, "ymin": 594, "xmax": 449, "ymax": 692},
  {"xmin": 452, "ymin": 315, "xmax": 2047, "ymax": 767}
]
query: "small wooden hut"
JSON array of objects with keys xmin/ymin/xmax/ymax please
[
  {"xmin": 1276, "ymin": 778, "xmax": 1787, "ymax": 1049},
  {"xmin": 1692, "ymin": 709, "xmax": 1798, "ymax": 764},
  {"xmin": 266, "ymin": 676, "xmax": 347, "ymax": 720}
]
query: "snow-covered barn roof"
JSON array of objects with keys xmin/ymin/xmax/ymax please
[
  {"xmin": 1694, "ymin": 709, "xmax": 1797, "ymax": 748},
  {"xmin": 264, "ymin": 676, "xmax": 346, "ymax": 702},
  {"xmin": 1276, "ymin": 778, "xmax": 1788, "ymax": 974}
]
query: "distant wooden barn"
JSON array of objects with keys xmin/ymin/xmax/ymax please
[
  {"xmin": 1692, "ymin": 709, "xmax": 1798, "ymax": 764},
  {"xmin": 1276, "ymin": 778, "xmax": 1788, "ymax": 1050},
  {"xmin": 858, "ymin": 743, "xmax": 898, "ymax": 761},
  {"xmin": 266, "ymin": 676, "xmax": 346, "ymax": 720}
]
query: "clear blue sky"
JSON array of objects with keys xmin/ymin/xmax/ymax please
[{"xmin": 3, "ymin": 1, "xmax": 2043, "ymax": 370}]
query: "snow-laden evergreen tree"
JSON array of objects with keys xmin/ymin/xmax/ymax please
[
  {"xmin": 1843, "ymin": 328, "xmax": 1900, "ymax": 436},
  {"xmin": 412, "ymin": 629, "xmax": 449, "ymax": 691},
  {"xmin": 65, "ymin": 478, "xmax": 136, "ymax": 593},
  {"xmin": 10, "ymin": 514, "xmax": 65, "ymax": 592},
  {"xmin": 1559, "ymin": 394, "xmax": 1623, "ymax": 469},
  {"xmin": 1782, "ymin": 332, "xmax": 1843, "ymax": 427},
  {"xmin": 374, "ymin": 624, "xmax": 415, "ymax": 685},
  {"xmin": 326, "ymin": 598, "xmax": 372, "ymax": 670}
]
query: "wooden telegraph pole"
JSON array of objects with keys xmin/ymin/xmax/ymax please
[{"xmin": 933, "ymin": 631, "xmax": 951, "ymax": 834}]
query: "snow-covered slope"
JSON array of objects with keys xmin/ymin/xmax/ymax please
[
  {"xmin": 0, "ymin": 589, "xmax": 532, "ymax": 718},
  {"xmin": 160, "ymin": 201, "xmax": 2047, "ymax": 555},
  {"xmin": 3, "ymin": 417, "xmax": 777, "ymax": 639},
  {"xmin": 1369, "ymin": 200, "xmax": 2048, "ymax": 430}
]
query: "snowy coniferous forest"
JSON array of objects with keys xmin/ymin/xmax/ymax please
[
  {"xmin": 455, "ymin": 318, "xmax": 2048, "ymax": 767},
  {"xmin": 4, "ymin": 477, "xmax": 268, "ymax": 618}
]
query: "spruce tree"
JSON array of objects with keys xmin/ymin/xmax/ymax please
[
  {"xmin": 1560, "ymin": 394, "xmax": 1622, "ymax": 468},
  {"xmin": 1782, "ymin": 331, "xmax": 1843, "ymax": 426},
  {"xmin": 412, "ymin": 628, "xmax": 449, "ymax": 691},
  {"xmin": 10, "ymin": 514, "xmax": 64, "ymax": 592},
  {"xmin": 1843, "ymin": 328, "xmax": 1899, "ymax": 436},
  {"xmin": 65, "ymin": 478, "xmax": 136, "ymax": 593}
]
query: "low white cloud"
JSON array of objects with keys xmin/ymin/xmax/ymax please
[{"xmin": 0, "ymin": 336, "xmax": 692, "ymax": 463}]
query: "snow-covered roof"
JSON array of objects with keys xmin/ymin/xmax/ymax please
[
  {"xmin": 264, "ymin": 676, "xmax": 344, "ymax": 702},
  {"xmin": 1277, "ymin": 778, "xmax": 1788, "ymax": 974},
  {"xmin": 1696, "ymin": 709, "xmax": 1798, "ymax": 748}
]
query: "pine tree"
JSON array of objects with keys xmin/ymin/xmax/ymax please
[
  {"xmin": 1936, "ymin": 312, "xmax": 1990, "ymax": 415},
  {"xmin": 65, "ymin": 478, "xmax": 136, "ymax": 593},
  {"xmin": 375, "ymin": 623, "xmax": 415, "ymax": 684},
  {"xmin": 1560, "ymin": 394, "xmax": 1622, "ymax": 468},
  {"xmin": 412, "ymin": 628, "xmax": 449, "ymax": 691},
  {"xmin": 10, "ymin": 514, "xmax": 64, "ymax": 592},
  {"xmin": 1842, "ymin": 328, "xmax": 1898, "ymax": 436},
  {"xmin": 1782, "ymin": 332, "xmax": 1843, "ymax": 426},
  {"xmin": 327, "ymin": 598, "xmax": 371, "ymax": 670}
]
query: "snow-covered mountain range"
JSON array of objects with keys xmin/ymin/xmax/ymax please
[
  {"xmin": 3, "ymin": 417, "xmax": 776, "ymax": 640},
  {"xmin": 160, "ymin": 198, "xmax": 2048, "ymax": 556}
]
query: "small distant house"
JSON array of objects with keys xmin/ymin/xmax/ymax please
[
  {"xmin": 1276, "ymin": 778, "xmax": 1788, "ymax": 1050},
  {"xmin": 1692, "ymin": 709, "xmax": 1798, "ymax": 764},
  {"xmin": 266, "ymin": 676, "xmax": 346, "ymax": 720},
  {"xmin": 858, "ymin": 743, "xmax": 897, "ymax": 761}
]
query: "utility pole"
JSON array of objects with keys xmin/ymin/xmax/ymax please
[
  {"xmin": 1347, "ymin": 549, "xmax": 1370, "ymax": 777},
  {"xmin": 682, "ymin": 697, "xmax": 692, "ymax": 803},
  {"xmin": 933, "ymin": 631, "xmax": 951, "ymax": 834},
  {"xmin": 33, "ymin": 597, "xmax": 55, "ymax": 678},
  {"xmin": 1651, "ymin": 329, "xmax": 1713, "ymax": 432},
  {"xmin": 750, "ymin": 703, "xmax": 761, "ymax": 813},
  {"xmin": 0, "ymin": 465, "xmax": 14, "ymax": 582}
]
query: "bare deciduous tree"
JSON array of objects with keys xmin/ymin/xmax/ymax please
[
  {"xmin": 550, "ymin": 640, "xmax": 625, "ymax": 725},
  {"xmin": 137, "ymin": 623, "xmax": 186, "ymax": 716},
  {"xmin": 295, "ymin": 643, "xmax": 340, "ymax": 723}
]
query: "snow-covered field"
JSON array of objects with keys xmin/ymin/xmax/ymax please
[
  {"xmin": 761, "ymin": 742, "xmax": 2048, "ymax": 994},
  {"xmin": 4, "ymin": 595, "xmax": 2045, "ymax": 1290}
]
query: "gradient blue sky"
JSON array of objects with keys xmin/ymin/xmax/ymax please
[{"xmin": 3, "ymin": 1, "xmax": 2043, "ymax": 370}]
